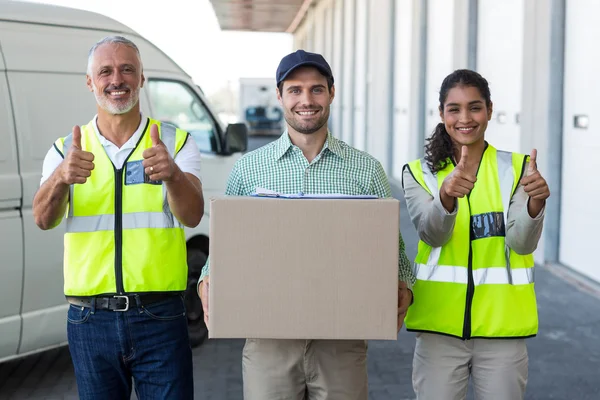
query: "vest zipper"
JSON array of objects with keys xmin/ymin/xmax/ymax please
[
  {"xmin": 114, "ymin": 167, "xmax": 124, "ymax": 294},
  {"xmin": 458, "ymin": 145, "xmax": 487, "ymax": 340},
  {"xmin": 110, "ymin": 118, "xmax": 150, "ymax": 295},
  {"xmin": 462, "ymin": 195, "xmax": 475, "ymax": 340}
]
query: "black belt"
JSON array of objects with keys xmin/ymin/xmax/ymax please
[{"xmin": 66, "ymin": 293, "xmax": 180, "ymax": 312}]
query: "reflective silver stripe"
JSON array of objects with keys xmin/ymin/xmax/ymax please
[
  {"xmin": 473, "ymin": 266, "xmax": 534, "ymax": 285},
  {"xmin": 415, "ymin": 264, "xmax": 534, "ymax": 285},
  {"xmin": 67, "ymin": 214, "xmax": 113, "ymax": 232},
  {"xmin": 159, "ymin": 123, "xmax": 178, "ymax": 220},
  {"xmin": 496, "ymin": 150, "xmax": 514, "ymax": 227},
  {"xmin": 496, "ymin": 150, "xmax": 516, "ymax": 272},
  {"xmin": 62, "ymin": 134, "xmax": 76, "ymax": 216},
  {"xmin": 66, "ymin": 212, "xmax": 182, "ymax": 233},
  {"xmin": 419, "ymin": 158, "xmax": 439, "ymax": 195},
  {"xmin": 414, "ymin": 263, "xmax": 468, "ymax": 283},
  {"xmin": 427, "ymin": 246, "xmax": 442, "ymax": 266},
  {"xmin": 160, "ymin": 123, "xmax": 177, "ymax": 157},
  {"xmin": 63, "ymin": 133, "xmax": 73, "ymax": 152},
  {"xmin": 420, "ymin": 160, "xmax": 442, "ymax": 265}
]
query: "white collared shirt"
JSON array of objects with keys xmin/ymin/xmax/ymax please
[{"xmin": 40, "ymin": 113, "xmax": 202, "ymax": 185}]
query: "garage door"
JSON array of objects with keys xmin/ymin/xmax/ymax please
[
  {"xmin": 331, "ymin": 0, "xmax": 343, "ymax": 136},
  {"xmin": 560, "ymin": 0, "xmax": 600, "ymax": 282},
  {"xmin": 476, "ymin": 0, "xmax": 524, "ymax": 153},
  {"xmin": 392, "ymin": 0, "xmax": 413, "ymax": 179},
  {"xmin": 424, "ymin": 0, "xmax": 455, "ymax": 141},
  {"xmin": 353, "ymin": 0, "xmax": 368, "ymax": 151},
  {"xmin": 341, "ymin": 0, "xmax": 355, "ymax": 145}
]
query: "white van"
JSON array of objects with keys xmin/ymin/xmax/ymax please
[{"xmin": 0, "ymin": 1, "xmax": 247, "ymax": 363}]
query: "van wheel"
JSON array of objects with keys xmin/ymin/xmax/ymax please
[{"xmin": 186, "ymin": 249, "xmax": 208, "ymax": 348}]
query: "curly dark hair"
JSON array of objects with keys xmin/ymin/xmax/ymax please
[{"xmin": 424, "ymin": 69, "xmax": 492, "ymax": 172}]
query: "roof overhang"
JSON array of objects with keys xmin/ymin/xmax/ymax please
[{"xmin": 208, "ymin": 0, "xmax": 313, "ymax": 33}]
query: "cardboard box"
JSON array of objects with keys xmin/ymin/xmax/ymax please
[{"xmin": 208, "ymin": 196, "xmax": 399, "ymax": 340}]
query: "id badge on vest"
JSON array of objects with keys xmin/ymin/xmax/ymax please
[{"xmin": 125, "ymin": 160, "xmax": 161, "ymax": 185}]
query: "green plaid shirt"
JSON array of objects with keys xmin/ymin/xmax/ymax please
[{"xmin": 200, "ymin": 132, "xmax": 415, "ymax": 286}]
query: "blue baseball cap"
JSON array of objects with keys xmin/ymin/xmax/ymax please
[{"xmin": 276, "ymin": 50, "xmax": 334, "ymax": 87}]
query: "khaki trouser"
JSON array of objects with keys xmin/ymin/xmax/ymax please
[
  {"xmin": 242, "ymin": 338, "xmax": 368, "ymax": 400},
  {"xmin": 413, "ymin": 333, "xmax": 528, "ymax": 400}
]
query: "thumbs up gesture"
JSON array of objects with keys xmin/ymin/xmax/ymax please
[
  {"xmin": 142, "ymin": 124, "xmax": 177, "ymax": 181},
  {"xmin": 520, "ymin": 148, "xmax": 550, "ymax": 202},
  {"xmin": 440, "ymin": 145, "xmax": 478, "ymax": 201},
  {"xmin": 60, "ymin": 125, "xmax": 95, "ymax": 185}
]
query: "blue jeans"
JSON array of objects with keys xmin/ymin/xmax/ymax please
[{"xmin": 67, "ymin": 295, "xmax": 194, "ymax": 400}]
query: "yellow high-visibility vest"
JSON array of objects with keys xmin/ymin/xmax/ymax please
[
  {"xmin": 404, "ymin": 144, "xmax": 538, "ymax": 338},
  {"xmin": 55, "ymin": 117, "xmax": 189, "ymax": 296}
]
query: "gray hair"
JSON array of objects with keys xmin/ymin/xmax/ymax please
[{"xmin": 86, "ymin": 35, "xmax": 143, "ymax": 75}]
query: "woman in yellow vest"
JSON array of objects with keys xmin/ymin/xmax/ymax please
[{"xmin": 402, "ymin": 69, "xmax": 550, "ymax": 400}]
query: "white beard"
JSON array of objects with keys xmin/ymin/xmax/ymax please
[{"xmin": 93, "ymin": 84, "xmax": 140, "ymax": 115}]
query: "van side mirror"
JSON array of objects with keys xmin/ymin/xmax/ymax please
[{"xmin": 224, "ymin": 123, "xmax": 248, "ymax": 154}]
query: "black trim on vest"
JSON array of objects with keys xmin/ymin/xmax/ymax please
[
  {"xmin": 114, "ymin": 167, "xmax": 124, "ymax": 294},
  {"xmin": 113, "ymin": 118, "xmax": 150, "ymax": 294},
  {"xmin": 179, "ymin": 132, "xmax": 190, "ymax": 156},
  {"xmin": 463, "ymin": 214, "xmax": 475, "ymax": 340},
  {"xmin": 470, "ymin": 334, "xmax": 537, "ymax": 340},
  {"xmin": 403, "ymin": 163, "xmax": 430, "ymax": 195},
  {"xmin": 54, "ymin": 143, "xmax": 64, "ymax": 159},
  {"xmin": 460, "ymin": 144, "xmax": 492, "ymax": 339},
  {"xmin": 407, "ymin": 328, "xmax": 464, "ymax": 340},
  {"xmin": 407, "ymin": 329, "xmax": 536, "ymax": 340},
  {"xmin": 402, "ymin": 163, "xmax": 417, "ymax": 190},
  {"xmin": 514, "ymin": 155, "xmax": 528, "ymax": 197}
]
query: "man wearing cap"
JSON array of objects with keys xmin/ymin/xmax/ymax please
[{"xmin": 198, "ymin": 50, "xmax": 415, "ymax": 400}]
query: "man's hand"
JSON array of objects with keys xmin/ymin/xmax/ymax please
[
  {"xmin": 198, "ymin": 276, "xmax": 210, "ymax": 327},
  {"xmin": 142, "ymin": 124, "xmax": 178, "ymax": 182},
  {"xmin": 60, "ymin": 125, "xmax": 95, "ymax": 185},
  {"xmin": 520, "ymin": 148, "xmax": 550, "ymax": 217},
  {"xmin": 440, "ymin": 145, "xmax": 477, "ymax": 212},
  {"xmin": 397, "ymin": 281, "xmax": 413, "ymax": 333}
]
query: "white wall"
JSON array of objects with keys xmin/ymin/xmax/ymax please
[
  {"xmin": 560, "ymin": 0, "xmax": 600, "ymax": 282},
  {"xmin": 331, "ymin": 0, "xmax": 344, "ymax": 137},
  {"xmin": 341, "ymin": 0, "xmax": 355, "ymax": 145},
  {"xmin": 312, "ymin": 4, "xmax": 326, "ymax": 54},
  {"xmin": 353, "ymin": 0, "xmax": 368, "ymax": 151},
  {"xmin": 392, "ymin": 0, "xmax": 414, "ymax": 179},
  {"xmin": 366, "ymin": 0, "xmax": 395, "ymax": 171},
  {"xmin": 324, "ymin": 6, "xmax": 333, "ymax": 63},
  {"xmin": 424, "ymin": 0, "xmax": 456, "ymax": 139},
  {"xmin": 477, "ymin": 0, "xmax": 524, "ymax": 153},
  {"xmin": 294, "ymin": 0, "xmax": 598, "ymax": 283}
]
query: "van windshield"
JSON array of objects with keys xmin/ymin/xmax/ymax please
[{"xmin": 147, "ymin": 79, "xmax": 221, "ymax": 154}]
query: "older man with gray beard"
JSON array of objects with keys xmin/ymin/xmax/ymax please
[{"xmin": 32, "ymin": 36, "xmax": 203, "ymax": 400}]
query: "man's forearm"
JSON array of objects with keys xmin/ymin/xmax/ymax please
[
  {"xmin": 398, "ymin": 234, "xmax": 416, "ymax": 289},
  {"xmin": 199, "ymin": 258, "xmax": 210, "ymax": 282},
  {"xmin": 165, "ymin": 167, "xmax": 204, "ymax": 228},
  {"xmin": 33, "ymin": 171, "xmax": 69, "ymax": 230}
]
